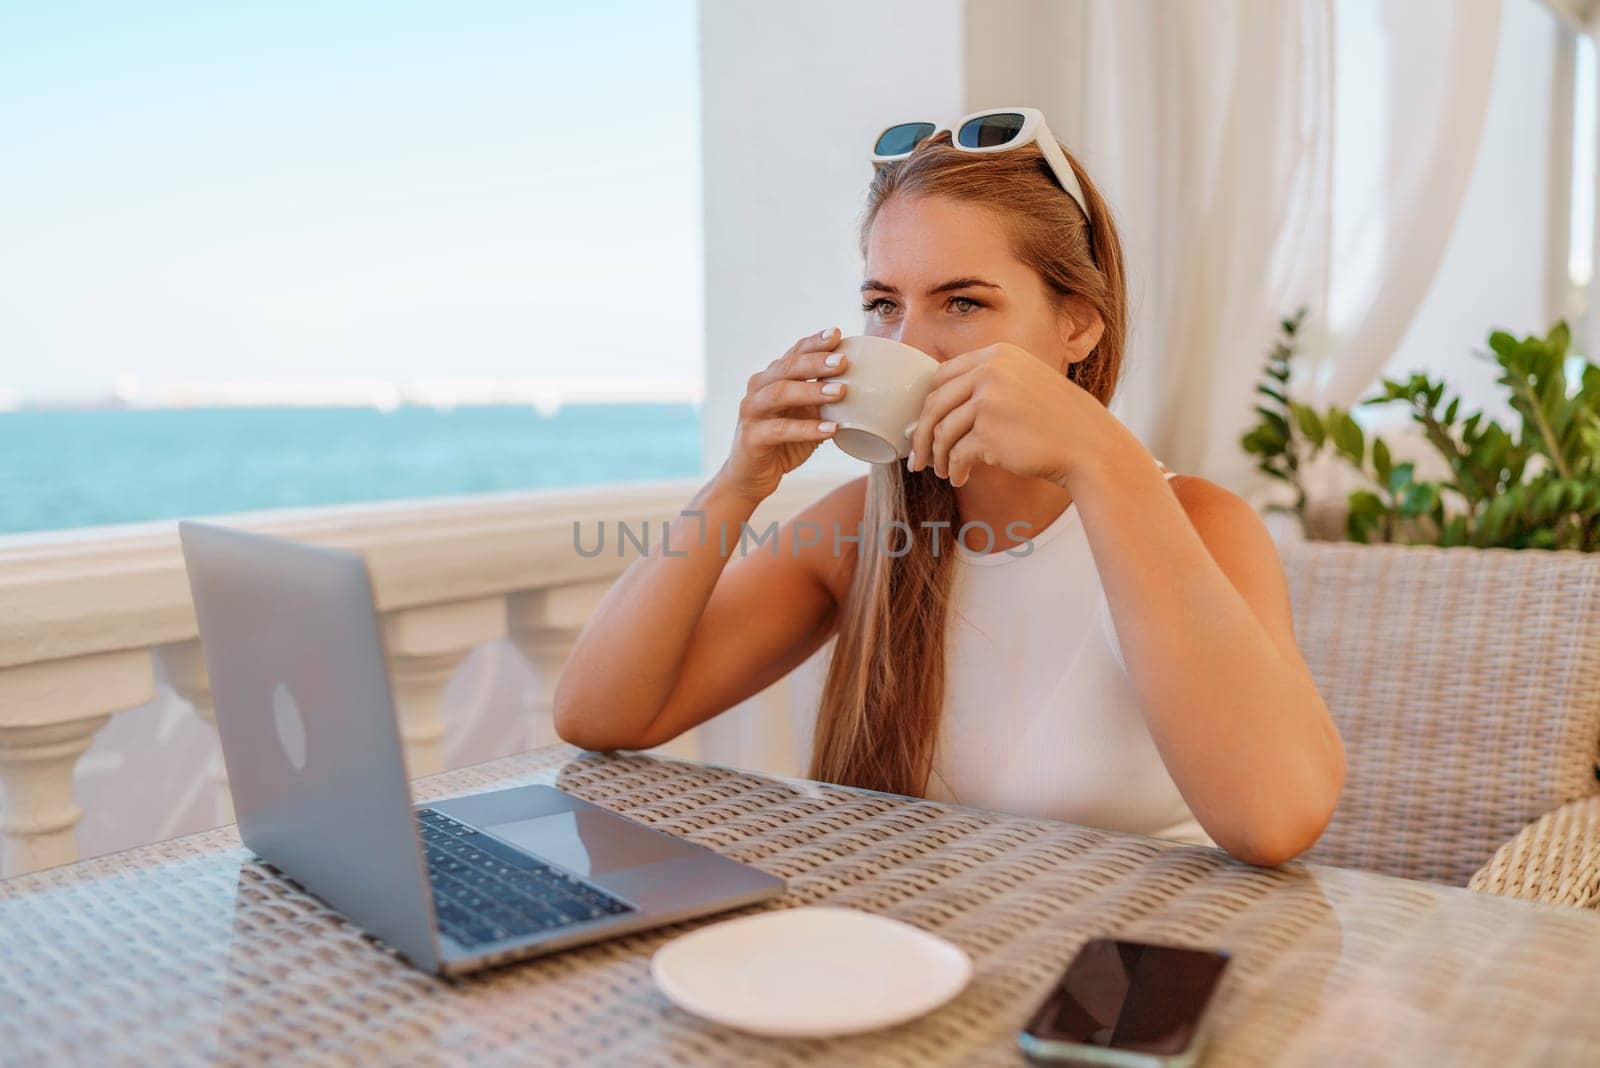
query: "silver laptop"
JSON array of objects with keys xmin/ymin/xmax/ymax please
[{"xmin": 179, "ymin": 520, "xmax": 785, "ymax": 976}]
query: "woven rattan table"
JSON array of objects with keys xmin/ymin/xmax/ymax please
[{"xmin": 6, "ymin": 744, "xmax": 1600, "ymax": 1066}]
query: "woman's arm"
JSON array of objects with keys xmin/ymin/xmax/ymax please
[
  {"xmin": 555, "ymin": 325, "xmax": 856, "ymax": 751},
  {"xmin": 901, "ymin": 339, "xmax": 1343, "ymax": 865},
  {"xmin": 1072, "ymin": 438, "xmax": 1347, "ymax": 867},
  {"xmin": 552, "ymin": 471, "xmax": 863, "ymax": 752}
]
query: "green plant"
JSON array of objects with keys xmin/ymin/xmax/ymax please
[{"xmin": 1241, "ymin": 312, "xmax": 1600, "ymax": 550}]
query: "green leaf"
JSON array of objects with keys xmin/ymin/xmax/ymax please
[
  {"xmin": 1291, "ymin": 403, "xmax": 1325, "ymax": 447},
  {"xmin": 1372, "ymin": 438, "xmax": 1392, "ymax": 485},
  {"xmin": 1401, "ymin": 482, "xmax": 1439, "ymax": 519},
  {"xmin": 1479, "ymin": 493, "xmax": 1515, "ymax": 546},
  {"xmin": 1349, "ymin": 489, "xmax": 1385, "ymax": 516},
  {"xmin": 1239, "ymin": 312, "xmax": 1600, "ymax": 551},
  {"xmin": 1535, "ymin": 480, "xmax": 1565, "ymax": 517},
  {"xmin": 1345, "ymin": 490, "xmax": 1387, "ymax": 543},
  {"xmin": 1254, "ymin": 406, "xmax": 1290, "ymax": 436},
  {"xmin": 1254, "ymin": 422, "xmax": 1286, "ymax": 450},
  {"xmin": 1333, "ymin": 412, "xmax": 1365, "ymax": 466},
  {"xmin": 1548, "ymin": 320, "xmax": 1571, "ymax": 355}
]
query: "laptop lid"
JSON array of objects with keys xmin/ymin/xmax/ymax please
[{"xmin": 178, "ymin": 520, "xmax": 441, "ymax": 971}]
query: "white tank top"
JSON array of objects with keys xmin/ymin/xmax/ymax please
[{"xmin": 924, "ymin": 461, "xmax": 1216, "ymax": 848}]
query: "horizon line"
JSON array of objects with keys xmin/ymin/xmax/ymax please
[{"xmin": 0, "ymin": 378, "xmax": 706, "ymax": 414}]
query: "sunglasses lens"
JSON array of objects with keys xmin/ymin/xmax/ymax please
[
  {"xmin": 957, "ymin": 112, "xmax": 1027, "ymax": 149},
  {"xmin": 874, "ymin": 122, "xmax": 937, "ymax": 157}
]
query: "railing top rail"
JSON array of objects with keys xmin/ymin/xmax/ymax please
[{"xmin": 0, "ymin": 473, "xmax": 851, "ymax": 668}]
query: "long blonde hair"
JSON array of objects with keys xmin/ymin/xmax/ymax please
[{"xmin": 806, "ymin": 130, "xmax": 1129, "ymax": 797}]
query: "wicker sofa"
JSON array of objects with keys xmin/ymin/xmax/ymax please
[{"xmin": 1277, "ymin": 533, "xmax": 1600, "ymax": 909}]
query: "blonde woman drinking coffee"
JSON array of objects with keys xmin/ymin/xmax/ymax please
[{"xmin": 553, "ymin": 108, "xmax": 1345, "ymax": 868}]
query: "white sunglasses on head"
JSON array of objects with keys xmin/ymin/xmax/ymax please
[{"xmin": 869, "ymin": 106, "xmax": 1092, "ymax": 226}]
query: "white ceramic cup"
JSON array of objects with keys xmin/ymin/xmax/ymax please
[{"xmin": 818, "ymin": 335, "xmax": 940, "ymax": 463}]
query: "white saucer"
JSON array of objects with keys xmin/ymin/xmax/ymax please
[{"xmin": 649, "ymin": 906, "xmax": 973, "ymax": 1038}]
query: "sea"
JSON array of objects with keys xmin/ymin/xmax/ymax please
[{"xmin": 0, "ymin": 404, "xmax": 703, "ymax": 537}]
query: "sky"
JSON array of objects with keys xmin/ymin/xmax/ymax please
[{"xmin": 0, "ymin": 1, "xmax": 703, "ymax": 401}]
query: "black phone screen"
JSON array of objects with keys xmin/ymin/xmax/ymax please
[{"xmin": 1021, "ymin": 938, "xmax": 1230, "ymax": 1055}]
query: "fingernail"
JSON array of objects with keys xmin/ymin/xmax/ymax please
[
  {"xmin": 818, "ymin": 326, "xmax": 836, "ymax": 339},
  {"xmin": 821, "ymin": 382, "xmax": 843, "ymax": 396},
  {"xmin": 825, "ymin": 352, "xmax": 843, "ymax": 367},
  {"xmin": 906, "ymin": 450, "xmax": 916, "ymax": 470},
  {"xmin": 818, "ymin": 420, "xmax": 837, "ymax": 433}
]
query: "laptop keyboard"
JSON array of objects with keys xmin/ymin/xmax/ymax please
[{"xmin": 417, "ymin": 807, "xmax": 635, "ymax": 948}]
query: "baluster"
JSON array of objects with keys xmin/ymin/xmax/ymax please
[
  {"xmin": 383, "ymin": 598, "xmax": 507, "ymax": 778},
  {"xmin": 0, "ymin": 650, "xmax": 153, "ymax": 876},
  {"xmin": 154, "ymin": 640, "xmax": 233, "ymax": 823}
]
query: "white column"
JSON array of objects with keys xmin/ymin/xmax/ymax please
[
  {"xmin": 1545, "ymin": 25, "xmax": 1578, "ymax": 329},
  {"xmin": 0, "ymin": 650, "xmax": 153, "ymax": 875},
  {"xmin": 383, "ymin": 598, "xmax": 507, "ymax": 778},
  {"xmin": 1587, "ymin": 20, "xmax": 1600, "ymax": 364},
  {"xmin": 155, "ymin": 639, "xmax": 233, "ymax": 824},
  {"xmin": 697, "ymin": 0, "xmax": 967, "ymax": 479}
]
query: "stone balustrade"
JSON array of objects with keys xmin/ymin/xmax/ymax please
[{"xmin": 0, "ymin": 473, "xmax": 848, "ymax": 876}]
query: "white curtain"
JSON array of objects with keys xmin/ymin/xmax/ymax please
[
  {"xmin": 1047, "ymin": 0, "xmax": 1503, "ymax": 497},
  {"xmin": 1312, "ymin": 1, "xmax": 1504, "ymax": 409}
]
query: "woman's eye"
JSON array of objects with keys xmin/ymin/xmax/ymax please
[{"xmin": 862, "ymin": 296, "xmax": 982, "ymax": 316}]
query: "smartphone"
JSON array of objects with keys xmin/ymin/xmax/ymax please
[{"xmin": 1017, "ymin": 937, "xmax": 1231, "ymax": 1067}]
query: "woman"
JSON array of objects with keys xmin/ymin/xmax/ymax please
[{"xmin": 553, "ymin": 123, "xmax": 1346, "ymax": 868}]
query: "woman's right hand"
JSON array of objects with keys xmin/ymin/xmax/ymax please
[{"xmin": 718, "ymin": 326, "xmax": 849, "ymax": 504}]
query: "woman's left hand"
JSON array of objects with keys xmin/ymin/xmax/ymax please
[{"xmin": 907, "ymin": 342, "xmax": 1129, "ymax": 489}]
